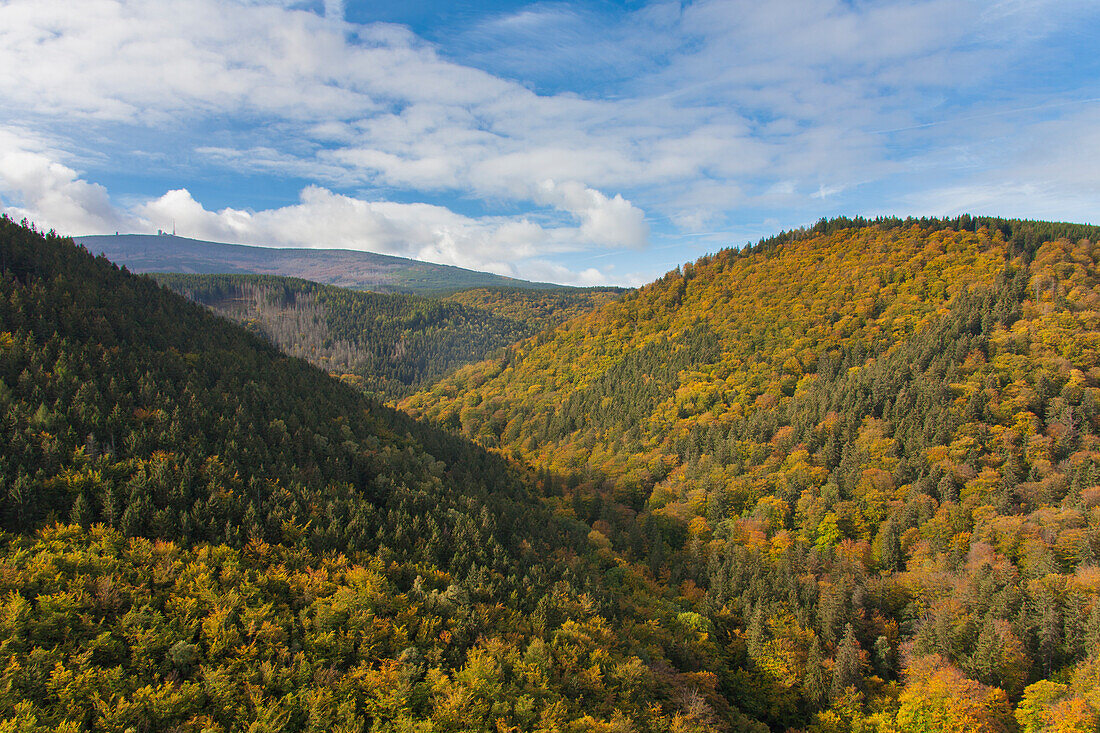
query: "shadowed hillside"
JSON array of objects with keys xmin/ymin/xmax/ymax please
[
  {"xmin": 0, "ymin": 216, "xmax": 766, "ymax": 732},
  {"xmin": 153, "ymin": 273, "xmax": 622, "ymax": 399}
]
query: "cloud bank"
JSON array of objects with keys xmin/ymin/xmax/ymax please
[{"xmin": 1, "ymin": 0, "xmax": 1098, "ymax": 284}]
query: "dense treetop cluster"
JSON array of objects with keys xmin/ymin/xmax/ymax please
[
  {"xmin": 403, "ymin": 217, "xmax": 1100, "ymax": 731},
  {"xmin": 1, "ymin": 217, "xmax": 752, "ymax": 731},
  {"xmin": 5, "ymin": 214, "xmax": 1100, "ymax": 731}
]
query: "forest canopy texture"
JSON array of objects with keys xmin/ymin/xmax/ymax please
[
  {"xmin": 151, "ymin": 273, "xmax": 620, "ymax": 399},
  {"xmin": 3, "ymin": 215, "xmax": 1100, "ymax": 731},
  {"xmin": 402, "ymin": 216, "xmax": 1100, "ymax": 732}
]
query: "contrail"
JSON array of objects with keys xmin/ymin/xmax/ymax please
[{"xmin": 872, "ymin": 96, "xmax": 1100, "ymax": 134}]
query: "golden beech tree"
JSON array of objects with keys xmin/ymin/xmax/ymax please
[{"xmin": 895, "ymin": 656, "xmax": 1013, "ymax": 733}]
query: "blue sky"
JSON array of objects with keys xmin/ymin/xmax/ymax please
[{"xmin": 2, "ymin": 0, "xmax": 1099, "ymax": 285}]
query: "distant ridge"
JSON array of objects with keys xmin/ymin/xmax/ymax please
[{"xmin": 75, "ymin": 232, "xmax": 562, "ymax": 295}]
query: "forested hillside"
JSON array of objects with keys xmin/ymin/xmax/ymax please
[
  {"xmin": 153, "ymin": 273, "xmax": 620, "ymax": 398},
  {"xmin": 0, "ymin": 217, "xmax": 766, "ymax": 732},
  {"xmin": 403, "ymin": 216, "xmax": 1100, "ymax": 731},
  {"xmin": 9, "ymin": 213, "xmax": 1100, "ymax": 731}
]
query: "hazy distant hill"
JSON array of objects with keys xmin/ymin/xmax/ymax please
[{"xmin": 75, "ymin": 232, "xmax": 561, "ymax": 295}]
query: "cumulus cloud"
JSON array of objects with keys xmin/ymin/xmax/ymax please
[
  {"xmin": 0, "ymin": 131, "xmax": 136, "ymax": 234},
  {"xmin": 516, "ymin": 260, "xmax": 618, "ymax": 288},
  {"xmin": 0, "ymin": 0, "xmax": 913, "ymax": 222},
  {"xmin": 534, "ymin": 180, "xmax": 649, "ymax": 249},
  {"xmin": 0, "ymin": 0, "xmax": 389, "ymax": 122},
  {"xmin": 135, "ymin": 185, "xmax": 631, "ymax": 279},
  {"xmin": 0, "ymin": 124, "xmax": 635, "ymax": 285},
  {"xmin": 0, "ymin": 132, "xmax": 619, "ymax": 284}
]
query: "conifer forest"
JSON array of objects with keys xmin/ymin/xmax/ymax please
[{"xmin": 4, "ymin": 214, "xmax": 1100, "ymax": 732}]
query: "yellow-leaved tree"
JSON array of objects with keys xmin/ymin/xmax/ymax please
[{"xmin": 895, "ymin": 656, "xmax": 1012, "ymax": 733}]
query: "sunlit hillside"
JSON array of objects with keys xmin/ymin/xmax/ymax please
[{"xmin": 404, "ymin": 217, "xmax": 1100, "ymax": 730}]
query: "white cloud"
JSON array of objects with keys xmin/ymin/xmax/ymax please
[
  {"xmin": 136, "ymin": 184, "xmax": 633, "ymax": 283},
  {"xmin": 902, "ymin": 105, "xmax": 1100, "ymax": 224},
  {"xmin": 517, "ymin": 260, "xmax": 617, "ymax": 288},
  {"xmin": 0, "ymin": 123, "xmax": 634, "ymax": 283},
  {"xmin": 135, "ymin": 184, "xmax": 638, "ymax": 272},
  {"xmin": 534, "ymin": 180, "xmax": 649, "ymax": 249},
  {"xmin": 0, "ymin": 0, "xmax": 381, "ymax": 122},
  {"xmin": 2, "ymin": 0, "xmax": 1099, "ymax": 285},
  {"xmin": 0, "ymin": 0, "xmax": 935, "ymax": 216},
  {"xmin": 0, "ymin": 130, "xmax": 135, "ymax": 234},
  {"xmin": 323, "ymin": 0, "xmax": 344, "ymax": 22}
]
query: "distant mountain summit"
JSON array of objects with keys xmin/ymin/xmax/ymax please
[{"xmin": 75, "ymin": 232, "xmax": 561, "ymax": 295}]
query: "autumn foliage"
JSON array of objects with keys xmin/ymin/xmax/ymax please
[
  {"xmin": 403, "ymin": 217, "xmax": 1100, "ymax": 730},
  {"xmin": 5, "ymin": 215, "xmax": 1100, "ymax": 730}
]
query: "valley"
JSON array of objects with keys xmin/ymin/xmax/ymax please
[
  {"xmin": 2, "ymin": 215, "xmax": 1100, "ymax": 731},
  {"xmin": 152, "ymin": 273, "xmax": 621, "ymax": 399}
]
